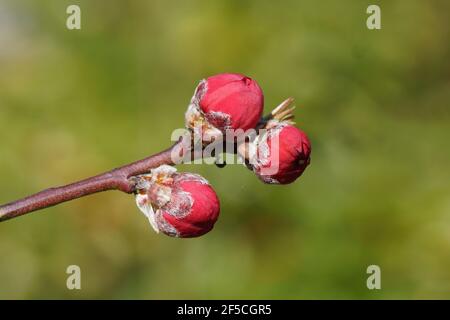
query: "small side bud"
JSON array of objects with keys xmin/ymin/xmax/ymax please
[{"xmin": 245, "ymin": 100, "xmax": 311, "ymax": 184}]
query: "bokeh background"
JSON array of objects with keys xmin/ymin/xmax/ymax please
[{"xmin": 0, "ymin": 0, "xmax": 449, "ymax": 299}]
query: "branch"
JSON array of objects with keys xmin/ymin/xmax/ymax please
[{"xmin": 0, "ymin": 141, "xmax": 186, "ymax": 222}]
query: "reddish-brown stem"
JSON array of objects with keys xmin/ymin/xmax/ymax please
[{"xmin": 0, "ymin": 141, "xmax": 186, "ymax": 222}]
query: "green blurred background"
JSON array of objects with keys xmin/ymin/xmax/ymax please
[{"xmin": 0, "ymin": 0, "xmax": 449, "ymax": 299}]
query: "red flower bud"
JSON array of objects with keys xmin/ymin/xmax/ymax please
[
  {"xmin": 247, "ymin": 121, "xmax": 311, "ymax": 184},
  {"xmin": 186, "ymin": 73, "xmax": 264, "ymax": 141},
  {"xmin": 135, "ymin": 166, "xmax": 220, "ymax": 238}
]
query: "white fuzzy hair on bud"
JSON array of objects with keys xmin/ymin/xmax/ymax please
[
  {"xmin": 185, "ymin": 80, "xmax": 225, "ymax": 143},
  {"xmin": 134, "ymin": 165, "xmax": 178, "ymax": 234}
]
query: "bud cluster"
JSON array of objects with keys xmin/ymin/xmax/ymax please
[{"xmin": 135, "ymin": 73, "xmax": 311, "ymax": 238}]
